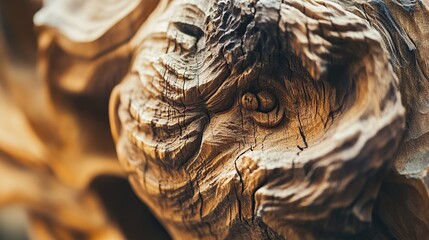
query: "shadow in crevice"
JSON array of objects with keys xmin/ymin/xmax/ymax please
[{"xmin": 91, "ymin": 176, "xmax": 171, "ymax": 240}]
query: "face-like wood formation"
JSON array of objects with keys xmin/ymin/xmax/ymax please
[{"xmin": 110, "ymin": 0, "xmax": 427, "ymax": 239}]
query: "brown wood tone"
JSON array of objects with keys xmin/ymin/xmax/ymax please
[
  {"xmin": 0, "ymin": 0, "xmax": 428, "ymax": 239},
  {"xmin": 0, "ymin": 0, "xmax": 166, "ymax": 239},
  {"xmin": 109, "ymin": 0, "xmax": 429, "ymax": 239}
]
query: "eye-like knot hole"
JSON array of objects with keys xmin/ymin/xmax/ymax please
[
  {"xmin": 241, "ymin": 90, "xmax": 283, "ymax": 127},
  {"xmin": 256, "ymin": 91, "xmax": 276, "ymax": 112},
  {"xmin": 241, "ymin": 91, "xmax": 277, "ymax": 112},
  {"xmin": 241, "ymin": 92, "xmax": 258, "ymax": 111}
]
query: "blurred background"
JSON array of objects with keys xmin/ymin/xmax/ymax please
[
  {"xmin": 0, "ymin": 207, "xmax": 28, "ymax": 240},
  {"xmin": 0, "ymin": 1, "xmax": 41, "ymax": 239},
  {"xmin": 0, "ymin": 0, "xmax": 169, "ymax": 239}
]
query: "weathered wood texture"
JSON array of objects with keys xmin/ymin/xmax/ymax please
[
  {"xmin": 0, "ymin": 0, "xmax": 428, "ymax": 239},
  {"xmin": 110, "ymin": 0, "xmax": 429, "ymax": 239}
]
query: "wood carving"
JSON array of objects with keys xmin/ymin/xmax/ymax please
[{"xmin": 0, "ymin": 0, "xmax": 428, "ymax": 239}]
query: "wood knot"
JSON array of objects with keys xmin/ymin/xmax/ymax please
[
  {"xmin": 241, "ymin": 92, "xmax": 258, "ymax": 111},
  {"xmin": 241, "ymin": 91, "xmax": 283, "ymax": 127},
  {"xmin": 241, "ymin": 91, "xmax": 277, "ymax": 113},
  {"xmin": 256, "ymin": 91, "xmax": 276, "ymax": 112}
]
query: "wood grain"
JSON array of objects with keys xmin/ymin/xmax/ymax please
[
  {"xmin": 109, "ymin": 0, "xmax": 426, "ymax": 239},
  {"xmin": 0, "ymin": 0, "xmax": 428, "ymax": 239}
]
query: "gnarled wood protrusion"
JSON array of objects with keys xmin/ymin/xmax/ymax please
[
  {"xmin": 109, "ymin": 0, "xmax": 428, "ymax": 239},
  {"xmin": 0, "ymin": 0, "xmax": 428, "ymax": 239}
]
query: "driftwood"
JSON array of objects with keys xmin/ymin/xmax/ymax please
[{"xmin": 0, "ymin": 0, "xmax": 429, "ymax": 239}]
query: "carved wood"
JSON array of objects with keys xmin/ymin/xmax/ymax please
[{"xmin": 0, "ymin": 0, "xmax": 428, "ymax": 239}]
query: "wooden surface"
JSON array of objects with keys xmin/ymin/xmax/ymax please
[
  {"xmin": 0, "ymin": 0, "xmax": 166, "ymax": 239},
  {"xmin": 0, "ymin": 0, "xmax": 428, "ymax": 239},
  {"xmin": 111, "ymin": 0, "xmax": 429, "ymax": 239}
]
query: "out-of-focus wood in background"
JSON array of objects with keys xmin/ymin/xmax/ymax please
[{"xmin": 0, "ymin": 0, "xmax": 169, "ymax": 239}]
